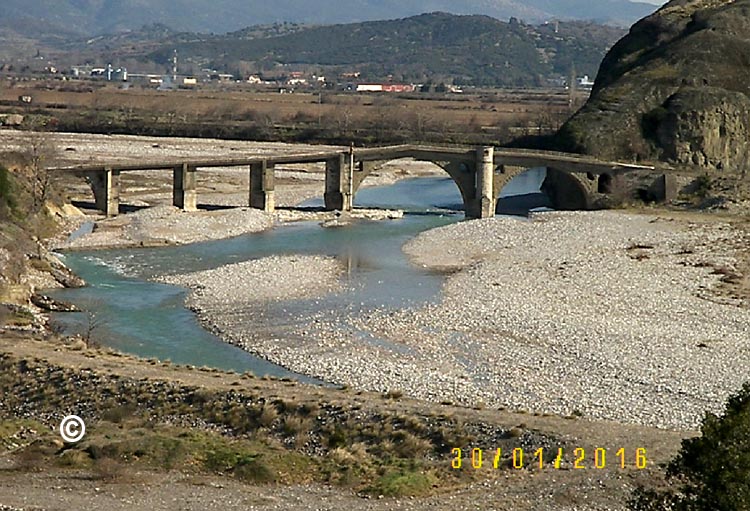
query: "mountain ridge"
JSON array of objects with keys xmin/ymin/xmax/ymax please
[
  {"xmin": 0, "ymin": 0, "xmax": 658, "ymax": 35},
  {"xmin": 139, "ymin": 12, "xmax": 625, "ymax": 87}
]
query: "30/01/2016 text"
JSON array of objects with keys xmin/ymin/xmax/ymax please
[{"xmin": 451, "ymin": 447, "xmax": 648, "ymax": 470}]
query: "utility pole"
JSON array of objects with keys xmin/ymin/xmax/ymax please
[
  {"xmin": 568, "ymin": 63, "xmax": 577, "ymax": 110},
  {"xmin": 172, "ymin": 49, "xmax": 178, "ymax": 84}
]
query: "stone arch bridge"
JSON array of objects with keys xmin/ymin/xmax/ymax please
[{"xmin": 56, "ymin": 145, "xmax": 669, "ymax": 218}]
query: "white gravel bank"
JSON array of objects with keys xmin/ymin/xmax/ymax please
[
  {"xmin": 57, "ymin": 205, "xmax": 272, "ymax": 250},
  {"xmin": 160, "ymin": 255, "xmax": 344, "ymax": 339},
  {"xmin": 353, "ymin": 211, "xmax": 750, "ymax": 429},
  {"xmin": 188, "ymin": 211, "xmax": 750, "ymax": 431}
]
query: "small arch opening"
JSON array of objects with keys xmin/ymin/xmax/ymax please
[
  {"xmin": 598, "ymin": 173, "xmax": 613, "ymax": 194},
  {"xmin": 541, "ymin": 168, "xmax": 589, "ymax": 210}
]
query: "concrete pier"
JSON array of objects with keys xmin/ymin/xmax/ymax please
[
  {"xmin": 477, "ymin": 146, "xmax": 495, "ymax": 219},
  {"xmin": 324, "ymin": 154, "xmax": 352, "ymax": 211},
  {"xmin": 88, "ymin": 167, "xmax": 120, "ymax": 217},
  {"xmin": 173, "ymin": 163, "xmax": 197, "ymax": 211},
  {"xmin": 249, "ymin": 160, "xmax": 275, "ymax": 212}
]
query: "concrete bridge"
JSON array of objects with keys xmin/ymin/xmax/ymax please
[{"xmin": 55, "ymin": 144, "xmax": 667, "ymax": 218}]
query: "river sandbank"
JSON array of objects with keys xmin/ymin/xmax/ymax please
[
  {"xmin": 173, "ymin": 210, "xmax": 750, "ymax": 430},
  {"xmin": 161, "ymin": 254, "xmax": 344, "ymax": 305}
]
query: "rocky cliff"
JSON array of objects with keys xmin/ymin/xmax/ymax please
[{"xmin": 557, "ymin": 0, "xmax": 750, "ymax": 174}]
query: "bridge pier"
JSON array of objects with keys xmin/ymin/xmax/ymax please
[
  {"xmin": 88, "ymin": 167, "xmax": 120, "ymax": 216},
  {"xmin": 173, "ymin": 163, "xmax": 197, "ymax": 211},
  {"xmin": 476, "ymin": 146, "xmax": 495, "ymax": 219},
  {"xmin": 324, "ymin": 154, "xmax": 352, "ymax": 211},
  {"xmin": 249, "ymin": 160, "xmax": 275, "ymax": 212}
]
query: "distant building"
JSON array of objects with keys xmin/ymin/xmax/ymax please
[
  {"xmin": 356, "ymin": 84, "xmax": 383, "ymax": 92},
  {"xmin": 577, "ymin": 75, "xmax": 595, "ymax": 88},
  {"xmin": 356, "ymin": 83, "xmax": 414, "ymax": 93},
  {"xmin": 87, "ymin": 65, "xmax": 127, "ymax": 81}
]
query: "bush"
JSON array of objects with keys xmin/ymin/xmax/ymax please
[
  {"xmin": 693, "ymin": 174, "xmax": 713, "ymax": 199},
  {"xmin": 630, "ymin": 383, "xmax": 750, "ymax": 511},
  {"xmin": 368, "ymin": 468, "xmax": 437, "ymax": 497},
  {"xmin": 203, "ymin": 445, "xmax": 276, "ymax": 483}
]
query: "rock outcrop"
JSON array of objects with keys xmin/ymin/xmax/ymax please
[{"xmin": 557, "ymin": 0, "xmax": 750, "ymax": 174}]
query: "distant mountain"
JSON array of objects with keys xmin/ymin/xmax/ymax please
[
  {"xmin": 0, "ymin": 0, "xmax": 658, "ymax": 35},
  {"xmin": 145, "ymin": 13, "xmax": 625, "ymax": 87},
  {"xmin": 525, "ymin": 0, "xmax": 659, "ymax": 25}
]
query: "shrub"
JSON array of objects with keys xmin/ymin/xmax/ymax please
[
  {"xmin": 693, "ymin": 174, "xmax": 713, "ymax": 199},
  {"xmin": 368, "ymin": 468, "xmax": 437, "ymax": 497},
  {"xmin": 233, "ymin": 455, "xmax": 276, "ymax": 484},
  {"xmin": 630, "ymin": 383, "xmax": 750, "ymax": 511}
]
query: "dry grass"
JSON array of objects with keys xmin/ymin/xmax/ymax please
[{"xmin": 0, "ymin": 85, "xmax": 580, "ymax": 145}]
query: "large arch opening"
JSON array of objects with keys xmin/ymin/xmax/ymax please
[{"xmin": 351, "ymin": 158, "xmax": 471, "ymax": 214}]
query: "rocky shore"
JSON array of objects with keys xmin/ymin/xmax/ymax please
[{"xmin": 169, "ymin": 210, "xmax": 750, "ymax": 430}]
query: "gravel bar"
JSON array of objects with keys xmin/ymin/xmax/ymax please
[{"xmin": 183, "ymin": 211, "xmax": 750, "ymax": 430}]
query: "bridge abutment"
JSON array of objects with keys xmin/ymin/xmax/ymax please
[
  {"xmin": 173, "ymin": 163, "xmax": 197, "ymax": 211},
  {"xmin": 249, "ymin": 160, "xmax": 275, "ymax": 212},
  {"xmin": 88, "ymin": 167, "xmax": 120, "ymax": 216}
]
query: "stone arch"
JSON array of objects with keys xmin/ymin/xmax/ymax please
[
  {"xmin": 351, "ymin": 157, "xmax": 476, "ymax": 214},
  {"xmin": 541, "ymin": 167, "xmax": 592, "ymax": 210},
  {"xmin": 492, "ymin": 165, "xmax": 552, "ymax": 213}
]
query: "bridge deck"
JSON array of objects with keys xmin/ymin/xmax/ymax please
[
  {"xmin": 52, "ymin": 144, "xmax": 656, "ymax": 175},
  {"xmin": 52, "ymin": 143, "xmax": 670, "ymax": 219}
]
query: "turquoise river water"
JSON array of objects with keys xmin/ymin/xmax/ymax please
[{"xmin": 49, "ymin": 170, "xmax": 547, "ymax": 383}]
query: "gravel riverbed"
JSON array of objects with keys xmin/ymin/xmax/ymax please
[{"xmin": 167, "ymin": 210, "xmax": 750, "ymax": 430}]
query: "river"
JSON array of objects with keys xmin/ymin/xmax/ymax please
[{"xmin": 49, "ymin": 169, "xmax": 547, "ymax": 382}]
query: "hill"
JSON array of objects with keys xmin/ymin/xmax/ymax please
[
  {"xmin": 0, "ymin": 0, "xmax": 657, "ymax": 35},
  {"xmin": 556, "ymin": 0, "xmax": 750, "ymax": 174},
  {"xmin": 146, "ymin": 13, "xmax": 626, "ymax": 87}
]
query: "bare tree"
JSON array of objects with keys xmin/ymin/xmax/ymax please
[
  {"xmin": 82, "ymin": 311, "xmax": 103, "ymax": 349},
  {"xmin": 23, "ymin": 128, "xmax": 58, "ymax": 213}
]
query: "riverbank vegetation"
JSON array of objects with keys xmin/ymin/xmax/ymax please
[
  {"xmin": 0, "ymin": 343, "xmax": 512, "ymax": 497},
  {"xmin": 0, "ymin": 130, "xmax": 68, "ymax": 324}
]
